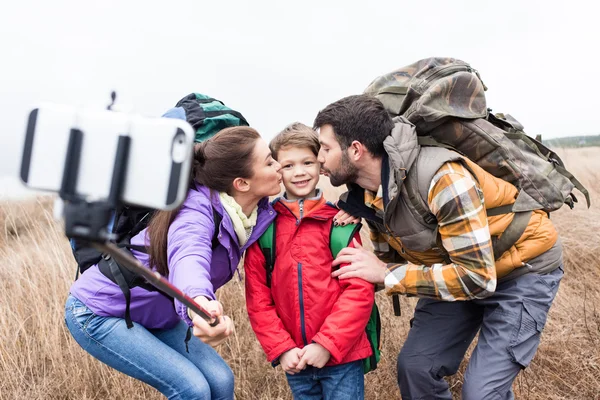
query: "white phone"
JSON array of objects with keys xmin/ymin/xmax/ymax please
[{"xmin": 20, "ymin": 103, "xmax": 194, "ymax": 211}]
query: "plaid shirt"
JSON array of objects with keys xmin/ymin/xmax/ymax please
[{"xmin": 369, "ymin": 161, "xmax": 496, "ymax": 301}]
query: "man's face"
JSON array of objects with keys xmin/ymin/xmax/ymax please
[{"xmin": 317, "ymin": 124, "xmax": 358, "ymax": 187}]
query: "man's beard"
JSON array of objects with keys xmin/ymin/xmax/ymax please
[{"xmin": 326, "ymin": 152, "xmax": 358, "ymax": 187}]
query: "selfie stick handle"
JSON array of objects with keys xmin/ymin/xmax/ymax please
[{"xmin": 60, "ymin": 122, "xmax": 218, "ymax": 327}]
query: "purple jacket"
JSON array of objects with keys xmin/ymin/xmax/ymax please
[{"xmin": 69, "ymin": 183, "xmax": 276, "ymax": 329}]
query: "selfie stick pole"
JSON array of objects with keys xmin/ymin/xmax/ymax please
[{"xmin": 60, "ymin": 122, "xmax": 218, "ymax": 327}]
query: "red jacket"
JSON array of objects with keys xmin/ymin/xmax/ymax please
[{"xmin": 244, "ymin": 195, "xmax": 374, "ymax": 366}]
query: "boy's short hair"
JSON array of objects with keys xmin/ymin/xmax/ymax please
[{"xmin": 270, "ymin": 122, "xmax": 320, "ymax": 160}]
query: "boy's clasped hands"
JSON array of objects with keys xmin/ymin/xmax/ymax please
[{"xmin": 279, "ymin": 344, "xmax": 332, "ymax": 374}]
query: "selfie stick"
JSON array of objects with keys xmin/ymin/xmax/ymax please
[
  {"xmin": 60, "ymin": 115, "xmax": 218, "ymax": 327},
  {"xmin": 92, "ymin": 241, "xmax": 219, "ymax": 327}
]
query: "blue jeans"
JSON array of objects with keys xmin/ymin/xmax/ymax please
[
  {"xmin": 64, "ymin": 295, "xmax": 234, "ymax": 400},
  {"xmin": 397, "ymin": 266, "xmax": 563, "ymax": 400},
  {"xmin": 285, "ymin": 360, "xmax": 364, "ymax": 400}
]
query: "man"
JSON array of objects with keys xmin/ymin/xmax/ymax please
[{"xmin": 314, "ymin": 94, "xmax": 563, "ymax": 400}]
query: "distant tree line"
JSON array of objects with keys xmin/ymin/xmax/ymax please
[{"xmin": 542, "ymin": 134, "xmax": 600, "ymax": 148}]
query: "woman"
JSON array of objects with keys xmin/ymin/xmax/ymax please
[{"xmin": 65, "ymin": 125, "xmax": 282, "ymax": 399}]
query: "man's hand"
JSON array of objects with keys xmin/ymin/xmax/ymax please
[
  {"xmin": 297, "ymin": 343, "xmax": 331, "ymax": 369},
  {"xmin": 191, "ymin": 296, "xmax": 234, "ymax": 347},
  {"xmin": 331, "ymin": 238, "xmax": 387, "ymax": 284},
  {"xmin": 279, "ymin": 347, "xmax": 303, "ymax": 374}
]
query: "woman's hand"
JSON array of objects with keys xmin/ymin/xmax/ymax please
[
  {"xmin": 296, "ymin": 343, "xmax": 331, "ymax": 369},
  {"xmin": 279, "ymin": 347, "xmax": 304, "ymax": 375},
  {"xmin": 333, "ymin": 209, "xmax": 360, "ymax": 226},
  {"xmin": 190, "ymin": 296, "xmax": 234, "ymax": 347}
]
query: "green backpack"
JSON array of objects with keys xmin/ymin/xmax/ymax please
[{"xmin": 258, "ymin": 222, "xmax": 381, "ymax": 374}]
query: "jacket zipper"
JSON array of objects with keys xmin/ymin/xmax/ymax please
[
  {"xmin": 297, "ymin": 262, "xmax": 308, "ymax": 345},
  {"xmin": 296, "ymin": 200, "xmax": 308, "ymax": 344},
  {"xmin": 276, "ymin": 199, "xmax": 319, "ymax": 346}
]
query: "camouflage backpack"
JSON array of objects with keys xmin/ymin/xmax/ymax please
[{"xmin": 364, "ymin": 57, "xmax": 590, "ymax": 219}]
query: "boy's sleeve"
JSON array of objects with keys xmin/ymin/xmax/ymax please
[
  {"xmin": 311, "ymin": 233, "xmax": 375, "ymax": 364},
  {"xmin": 244, "ymin": 241, "xmax": 297, "ymax": 364}
]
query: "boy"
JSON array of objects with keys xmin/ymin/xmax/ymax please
[{"xmin": 244, "ymin": 122, "xmax": 375, "ymax": 400}]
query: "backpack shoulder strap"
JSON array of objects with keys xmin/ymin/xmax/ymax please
[
  {"xmin": 403, "ymin": 146, "xmax": 463, "ymax": 226},
  {"xmin": 329, "ymin": 221, "xmax": 382, "ymax": 375},
  {"xmin": 329, "ymin": 222, "xmax": 362, "ymax": 258},
  {"xmin": 403, "ymin": 147, "xmax": 473, "ymax": 263},
  {"xmin": 258, "ymin": 221, "xmax": 276, "ymax": 288},
  {"xmin": 211, "ymin": 206, "xmax": 222, "ymax": 250}
]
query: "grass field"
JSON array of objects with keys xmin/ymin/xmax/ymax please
[{"xmin": 1, "ymin": 147, "xmax": 599, "ymax": 399}]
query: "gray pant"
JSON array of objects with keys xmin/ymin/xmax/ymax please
[{"xmin": 397, "ymin": 266, "xmax": 563, "ymax": 400}]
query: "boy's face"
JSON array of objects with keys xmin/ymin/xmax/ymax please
[{"xmin": 277, "ymin": 146, "xmax": 320, "ymax": 200}]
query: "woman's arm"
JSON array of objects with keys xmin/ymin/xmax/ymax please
[
  {"xmin": 165, "ymin": 199, "xmax": 236, "ymax": 345},
  {"xmin": 166, "ymin": 199, "xmax": 218, "ymax": 325},
  {"xmin": 244, "ymin": 241, "xmax": 297, "ymax": 364}
]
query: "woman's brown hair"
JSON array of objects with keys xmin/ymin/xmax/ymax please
[{"xmin": 147, "ymin": 126, "xmax": 261, "ymax": 276}]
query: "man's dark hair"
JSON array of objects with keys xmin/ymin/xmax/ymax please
[{"xmin": 313, "ymin": 94, "xmax": 394, "ymax": 156}]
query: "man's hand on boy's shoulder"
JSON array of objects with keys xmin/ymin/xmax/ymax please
[
  {"xmin": 332, "ymin": 238, "xmax": 387, "ymax": 284},
  {"xmin": 297, "ymin": 343, "xmax": 331, "ymax": 369}
]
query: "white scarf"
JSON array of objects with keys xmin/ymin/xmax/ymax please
[{"xmin": 218, "ymin": 192, "xmax": 258, "ymax": 246}]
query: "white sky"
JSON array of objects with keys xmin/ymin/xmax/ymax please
[{"xmin": 1, "ymin": 0, "xmax": 599, "ymax": 181}]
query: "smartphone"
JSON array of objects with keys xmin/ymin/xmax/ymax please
[{"xmin": 20, "ymin": 103, "xmax": 194, "ymax": 211}]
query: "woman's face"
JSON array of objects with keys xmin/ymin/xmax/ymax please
[{"xmin": 247, "ymin": 138, "xmax": 282, "ymax": 198}]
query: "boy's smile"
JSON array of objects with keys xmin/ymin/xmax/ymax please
[{"xmin": 277, "ymin": 146, "xmax": 320, "ymax": 201}]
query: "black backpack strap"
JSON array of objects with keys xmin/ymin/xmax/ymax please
[
  {"xmin": 212, "ymin": 206, "xmax": 222, "ymax": 250},
  {"xmin": 257, "ymin": 222, "xmax": 276, "ymax": 288},
  {"xmin": 98, "ymin": 251, "xmax": 170, "ymax": 329},
  {"xmin": 125, "ymin": 244, "xmax": 148, "ymax": 253},
  {"xmin": 392, "ymin": 294, "xmax": 401, "ymax": 316},
  {"xmin": 491, "ymin": 210, "xmax": 533, "ymax": 260},
  {"xmin": 100, "ymin": 255, "xmax": 135, "ymax": 329}
]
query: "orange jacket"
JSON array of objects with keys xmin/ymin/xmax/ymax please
[{"xmin": 396, "ymin": 159, "xmax": 559, "ymax": 278}]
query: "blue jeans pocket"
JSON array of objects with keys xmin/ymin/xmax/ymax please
[
  {"xmin": 66, "ymin": 295, "xmax": 95, "ymax": 330},
  {"xmin": 508, "ymin": 300, "xmax": 548, "ymax": 368}
]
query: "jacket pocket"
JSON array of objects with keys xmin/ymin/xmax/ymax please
[{"xmin": 507, "ymin": 299, "xmax": 548, "ymax": 368}]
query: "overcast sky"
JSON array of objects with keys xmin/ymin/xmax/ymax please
[{"xmin": 1, "ymin": 0, "xmax": 599, "ymax": 184}]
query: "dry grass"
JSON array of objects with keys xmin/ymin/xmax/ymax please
[{"xmin": 1, "ymin": 147, "xmax": 599, "ymax": 399}]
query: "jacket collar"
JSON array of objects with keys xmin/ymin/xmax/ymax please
[{"xmin": 273, "ymin": 190, "xmax": 335, "ymax": 220}]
